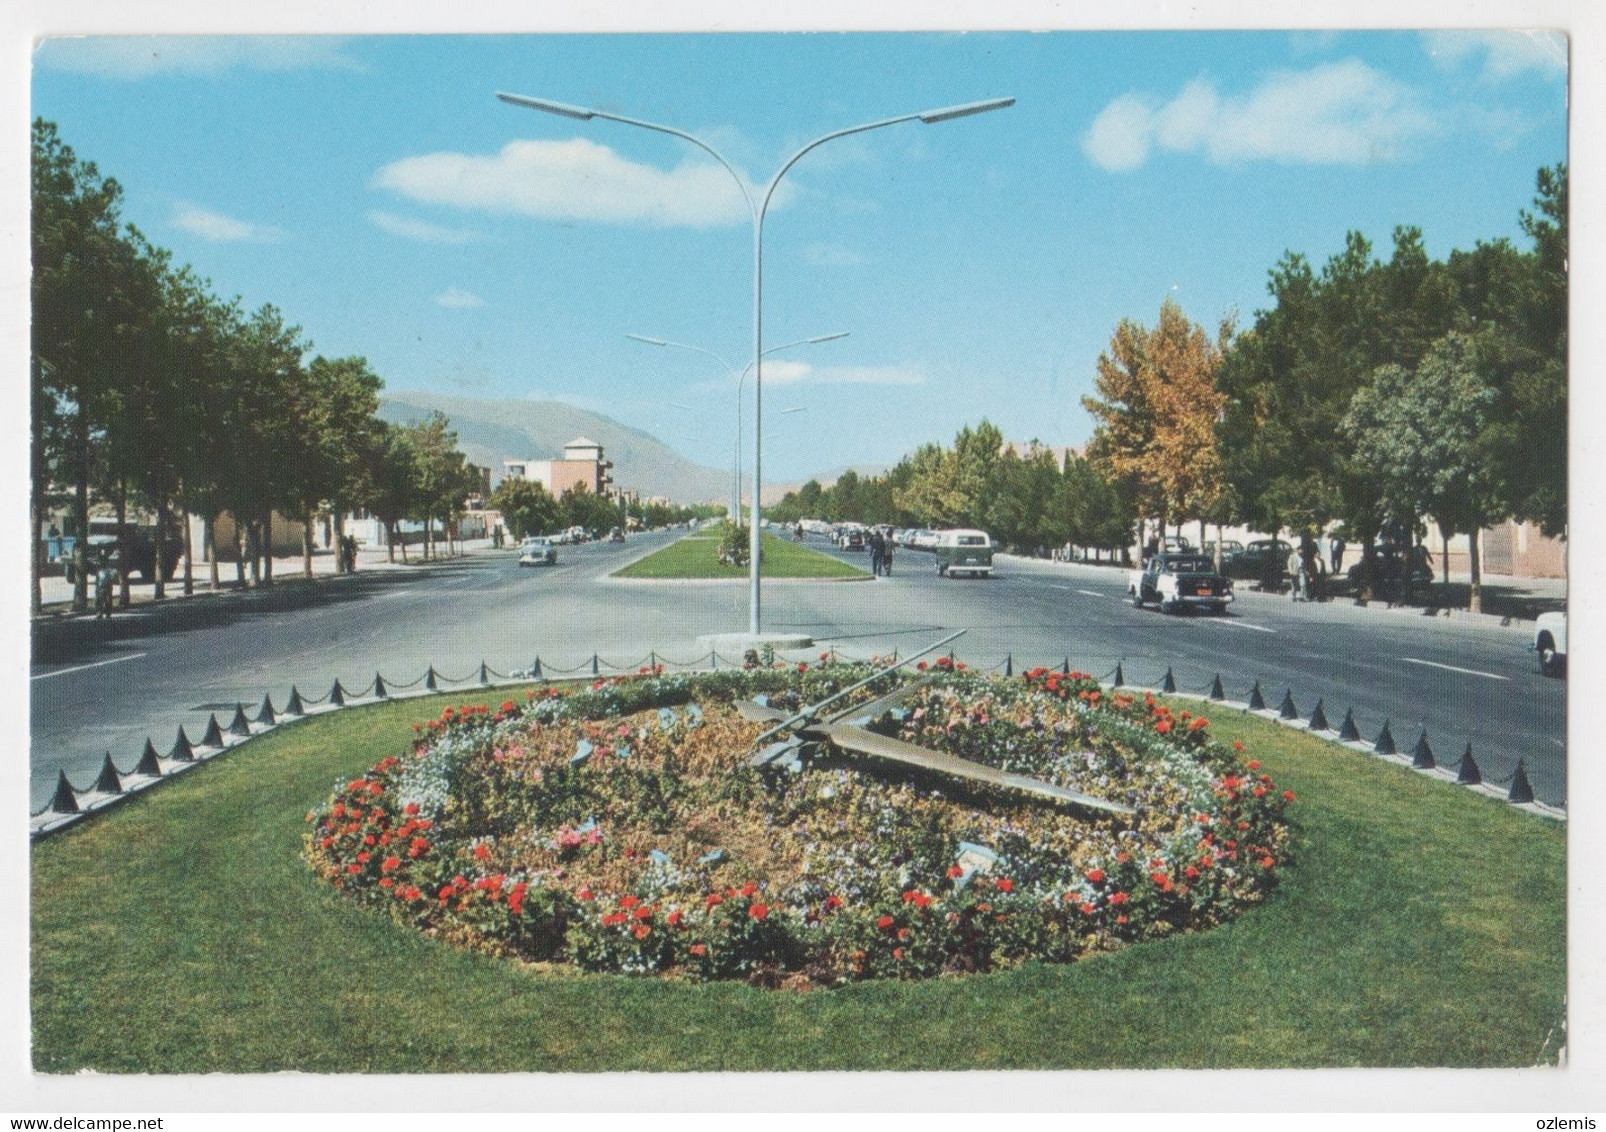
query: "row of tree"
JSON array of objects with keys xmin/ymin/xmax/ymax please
[
  {"xmin": 487, "ymin": 476, "xmax": 719, "ymax": 542},
  {"xmin": 31, "ymin": 119, "xmax": 486, "ymax": 614},
  {"xmin": 770, "ymin": 163, "xmax": 1567, "ymax": 608},
  {"xmin": 1083, "ymin": 163, "xmax": 1565, "ymax": 607},
  {"xmin": 765, "ymin": 421, "xmax": 1137, "ymax": 558}
]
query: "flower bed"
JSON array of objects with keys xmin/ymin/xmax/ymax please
[{"xmin": 305, "ymin": 661, "xmax": 1292, "ymax": 988}]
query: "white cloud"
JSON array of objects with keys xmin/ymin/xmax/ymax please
[
  {"xmin": 434, "ymin": 287, "xmax": 485, "ymax": 309},
  {"xmin": 367, "ymin": 210, "xmax": 481, "ymax": 244},
  {"xmin": 1084, "ymin": 60, "xmax": 1436, "ymax": 171},
  {"xmin": 1082, "ymin": 94, "xmax": 1158, "ymax": 172},
  {"xmin": 373, "ymin": 137, "xmax": 753, "ymax": 229},
  {"xmin": 171, "ymin": 201, "xmax": 282, "ymax": 242},
  {"xmin": 1423, "ymin": 30, "xmax": 1568, "ymax": 81},
  {"xmin": 36, "ymin": 35, "xmax": 362, "ymax": 79}
]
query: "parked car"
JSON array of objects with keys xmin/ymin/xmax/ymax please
[
  {"xmin": 934, "ymin": 529, "xmax": 994, "ymax": 578},
  {"xmin": 1129, "ymin": 553, "xmax": 1234, "ymax": 614},
  {"xmin": 1535, "ymin": 610, "xmax": 1566, "ymax": 677},
  {"xmin": 1203, "ymin": 540, "xmax": 1245, "ymax": 570},
  {"xmin": 843, "ymin": 529, "xmax": 866, "ymax": 551},
  {"xmin": 61, "ymin": 517, "xmax": 184, "ymax": 584},
  {"xmin": 1228, "ymin": 538, "xmax": 1294, "ymax": 581},
  {"xmin": 609, "ymin": 527, "xmax": 626, "ymax": 543},
  {"xmin": 1346, "ymin": 542, "xmax": 1435, "ymax": 589},
  {"xmin": 911, "ymin": 529, "xmax": 939, "ymax": 551},
  {"xmin": 518, "ymin": 536, "xmax": 558, "ymax": 567}
]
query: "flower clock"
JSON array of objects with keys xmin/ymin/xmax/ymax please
[{"xmin": 305, "ymin": 663, "xmax": 1293, "ymax": 988}]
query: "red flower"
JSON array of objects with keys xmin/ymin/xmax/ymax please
[
  {"xmin": 877, "ymin": 915, "xmax": 895, "ymax": 930},
  {"xmin": 474, "ymin": 844, "xmax": 490, "ymax": 860},
  {"xmin": 379, "ymin": 877, "xmax": 395, "ymax": 888},
  {"xmin": 689, "ymin": 943, "xmax": 707, "ymax": 957},
  {"xmin": 620, "ymin": 894, "xmax": 640, "ymax": 909},
  {"xmin": 667, "ymin": 910, "xmax": 684, "ymax": 927},
  {"xmin": 500, "ymin": 700, "xmax": 515, "ymax": 713},
  {"xmin": 632, "ymin": 923, "xmax": 651, "ymax": 940},
  {"xmin": 797, "ymin": 662, "xmax": 809, "ymax": 674},
  {"xmin": 1109, "ymin": 891, "xmax": 1129, "ymax": 905},
  {"xmin": 1156, "ymin": 720, "xmax": 1172, "ymax": 734},
  {"xmin": 404, "ymin": 802, "xmax": 420, "ymax": 816},
  {"xmin": 893, "ymin": 947, "xmax": 905, "ymax": 960},
  {"xmin": 740, "ymin": 881, "xmax": 757, "ymax": 898},
  {"xmin": 1247, "ymin": 760, "xmax": 1260, "ymax": 769},
  {"xmin": 633, "ymin": 905, "xmax": 654, "ymax": 921},
  {"xmin": 381, "ymin": 855, "xmax": 401, "ymax": 873},
  {"xmin": 995, "ymin": 878, "xmax": 1014, "ymax": 893},
  {"xmin": 1184, "ymin": 866, "xmax": 1199, "ymax": 879},
  {"xmin": 577, "ymin": 886, "xmax": 595, "ymax": 901},
  {"xmin": 824, "ymin": 894, "xmax": 843, "ymax": 911},
  {"xmin": 356, "ymin": 851, "xmax": 371, "ymax": 864},
  {"xmin": 749, "ymin": 903, "xmax": 769, "ymax": 921},
  {"xmin": 946, "ymin": 865, "xmax": 965, "ymax": 879},
  {"xmin": 1283, "ymin": 790, "xmax": 1296, "ymax": 802},
  {"xmin": 1260, "ymin": 856, "xmax": 1275, "ymax": 869},
  {"xmin": 1115, "ymin": 914, "xmax": 1128, "ymax": 924},
  {"xmin": 1085, "ymin": 868, "xmax": 1105, "ymax": 884},
  {"xmin": 1079, "ymin": 903, "xmax": 1096, "ymax": 915},
  {"xmin": 706, "ymin": 893, "xmax": 724, "ymax": 909}
]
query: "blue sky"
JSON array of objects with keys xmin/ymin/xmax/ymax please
[{"xmin": 31, "ymin": 29, "xmax": 1568, "ymax": 485}]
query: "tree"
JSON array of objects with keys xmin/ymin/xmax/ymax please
[
  {"xmin": 490, "ymin": 476, "xmax": 559, "ymax": 541},
  {"xmin": 1344, "ymin": 332, "xmax": 1502, "ymax": 610},
  {"xmin": 363, "ymin": 421, "xmax": 420, "ymax": 562}
]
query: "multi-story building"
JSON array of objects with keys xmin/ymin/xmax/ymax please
[{"xmin": 503, "ymin": 437, "xmax": 614, "ymax": 498}]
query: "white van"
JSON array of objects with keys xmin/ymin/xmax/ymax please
[{"xmin": 934, "ymin": 529, "xmax": 994, "ymax": 578}]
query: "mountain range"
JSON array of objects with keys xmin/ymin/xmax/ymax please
[{"xmin": 377, "ymin": 391, "xmax": 732, "ymax": 505}]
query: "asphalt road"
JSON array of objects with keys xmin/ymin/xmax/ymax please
[{"xmin": 29, "ymin": 528, "xmax": 1567, "ymax": 811}]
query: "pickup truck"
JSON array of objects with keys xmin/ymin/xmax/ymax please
[{"xmin": 1129, "ymin": 553, "xmax": 1234, "ymax": 614}]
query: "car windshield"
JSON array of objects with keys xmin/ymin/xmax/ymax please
[
  {"xmin": 957, "ymin": 535, "xmax": 988, "ymax": 546},
  {"xmin": 1166, "ymin": 557, "xmax": 1214, "ymax": 573}
]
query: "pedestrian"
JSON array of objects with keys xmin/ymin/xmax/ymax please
[
  {"xmin": 94, "ymin": 553, "xmax": 116, "ymax": 619},
  {"xmin": 881, "ymin": 529, "xmax": 894, "ymax": 576},
  {"xmin": 1329, "ymin": 533, "xmax": 1345, "ymax": 576},
  {"xmin": 1286, "ymin": 546, "xmax": 1306, "ymax": 602},
  {"xmin": 869, "ymin": 529, "xmax": 885, "ymax": 576}
]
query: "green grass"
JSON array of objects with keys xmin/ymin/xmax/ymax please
[
  {"xmin": 614, "ymin": 530, "xmax": 870, "ymax": 580},
  {"xmin": 31, "ymin": 692, "xmax": 1565, "ymax": 1072}
]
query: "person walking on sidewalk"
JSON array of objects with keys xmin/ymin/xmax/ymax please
[
  {"xmin": 868, "ymin": 529, "xmax": 885, "ymax": 577},
  {"xmin": 880, "ymin": 528, "xmax": 894, "ymax": 576}
]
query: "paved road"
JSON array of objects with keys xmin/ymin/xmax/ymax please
[{"xmin": 29, "ymin": 528, "xmax": 1566, "ymax": 811}]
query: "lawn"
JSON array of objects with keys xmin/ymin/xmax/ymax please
[
  {"xmin": 31, "ymin": 687, "xmax": 1565, "ymax": 1072},
  {"xmin": 613, "ymin": 531, "xmax": 870, "ymax": 580}
]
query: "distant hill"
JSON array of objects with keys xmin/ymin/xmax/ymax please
[{"xmin": 377, "ymin": 391, "xmax": 731, "ymax": 505}]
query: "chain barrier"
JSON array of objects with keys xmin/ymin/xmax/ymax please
[{"xmin": 32, "ymin": 647, "xmax": 1560, "ymax": 836}]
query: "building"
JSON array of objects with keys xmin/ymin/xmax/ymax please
[{"xmin": 503, "ymin": 437, "xmax": 614, "ymax": 498}]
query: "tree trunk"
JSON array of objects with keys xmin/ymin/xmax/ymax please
[
  {"xmin": 233, "ymin": 523, "xmax": 244, "ymax": 588},
  {"xmin": 205, "ymin": 514, "xmax": 219, "ymax": 590},
  {"xmin": 1468, "ymin": 527, "xmax": 1483, "ymax": 614},
  {"xmin": 181, "ymin": 497, "xmax": 195, "ymax": 597},
  {"xmin": 116, "ymin": 483, "xmax": 130, "ymax": 609},
  {"xmin": 153, "ymin": 495, "xmax": 168, "ymax": 601},
  {"xmin": 303, "ymin": 507, "xmax": 315, "ymax": 579},
  {"xmin": 386, "ymin": 521, "xmax": 396, "ymax": 563},
  {"xmin": 246, "ymin": 522, "xmax": 259, "ymax": 587},
  {"xmin": 1440, "ymin": 526, "xmax": 1451, "ymax": 585},
  {"xmin": 262, "ymin": 508, "xmax": 274, "ymax": 586},
  {"xmin": 72, "ymin": 412, "xmax": 89, "ymax": 613},
  {"xmin": 333, "ymin": 508, "xmax": 347, "ymax": 575}
]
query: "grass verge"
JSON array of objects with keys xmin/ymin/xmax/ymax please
[
  {"xmin": 614, "ymin": 531, "xmax": 869, "ymax": 580},
  {"xmin": 32, "ymin": 691, "xmax": 1564, "ymax": 1072}
]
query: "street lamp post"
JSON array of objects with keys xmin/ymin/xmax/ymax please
[
  {"xmin": 501, "ymin": 91, "xmax": 1013, "ymax": 635},
  {"xmin": 625, "ymin": 332, "xmax": 848, "ymax": 526}
]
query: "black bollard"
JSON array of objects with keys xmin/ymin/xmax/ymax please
[
  {"xmin": 479, "ymin": 662, "xmax": 490, "ymax": 687},
  {"xmin": 1308, "ymin": 699, "xmax": 1329, "ymax": 732},
  {"xmin": 592, "ymin": 654, "xmax": 600, "ymax": 676},
  {"xmin": 93, "ymin": 752, "xmax": 123, "ymax": 795},
  {"xmin": 1062, "ymin": 657, "xmax": 1070, "ymax": 675},
  {"xmin": 329, "ymin": 679, "xmax": 347, "ymax": 707},
  {"xmin": 1457, "ymin": 744, "xmax": 1482, "ymax": 786},
  {"xmin": 200, "ymin": 714, "xmax": 225, "ymax": 748},
  {"xmin": 285, "ymin": 686, "xmax": 306, "ymax": 717},
  {"xmin": 372, "ymin": 673, "xmax": 388, "ymax": 700},
  {"xmin": 1209, "ymin": 674, "xmax": 1226, "ymax": 701},
  {"xmin": 1374, "ymin": 720, "xmax": 1396, "ymax": 756},
  {"xmin": 1005, "ymin": 654, "xmax": 1013, "ymax": 677},
  {"xmin": 135, "ymin": 739, "xmax": 162, "ymax": 777},
  {"xmin": 425, "ymin": 666, "xmax": 439, "ymax": 692},
  {"xmin": 1412, "ymin": 730, "xmax": 1435, "ymax": 770},
  {"xmin": 1507, "ymin": 760, "xmax": 1535, "ymax": 804},
  {"xmin": 228, "ymin": 703, "xmax": 252, "ymax": 737},
  {"xmin": 1113, "ymin": 662, "xmax": 1125, "ymax": 688},
  {"xmin": 256, "ymin": 694, "xmax": 277, "ymax": 726},
  {"xmin": 533, "ymin": 657, "xmax": 543, "ymax": 679},
  {"xmin": 1162, "ymin": 667, "xmax": 1177, "ymax": 693},
  {"xmin": 170, "ymin": 725, "xmax": 196, "ymax": 762},
  {"xmin": 1248, "ymin": 681, "xmax": 1266, "ymax": 711},
  {"xmin": 48, "ymin": 770, "xmax": 79, "ymax": 814},
  {"xmin": 1278, "ymin": 689, "xmax": 1298, "ymax": 720},
  {"xmin": 1338, "ymin": 709, "xmax": 1361, "ymax": 742}
]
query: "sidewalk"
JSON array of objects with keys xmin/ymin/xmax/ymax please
[{"xmin": 32, "ymin": 538, "xmax": 501, "ymax": 619}]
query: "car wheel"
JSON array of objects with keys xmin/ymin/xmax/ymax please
[
  {"xmin": 1130, "ymin": 590, "xmax": 1144, "ymax": 608},
  {"xmin": 1538, "ymin": 633, "xmax": 1563, "ymax": 677},
  {"xmin": 937, "ymin": 563, "xmax": 946, "ymax": 576}
]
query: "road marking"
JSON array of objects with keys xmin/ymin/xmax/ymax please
[
  {"xmin": 1401, "ymin": 657, "xmax": 1509, "ymax": 681},
  {"xmin": 1208, "ymin": 619, "xmax": 1275, "ymax": 634},
  {"xmin": 1076, "ymin": 589, "xmax": 1109, "ymax": 599},
  {"xmin": 31, "ymin": 652, "xmax": 148, "ymax": 681}
]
